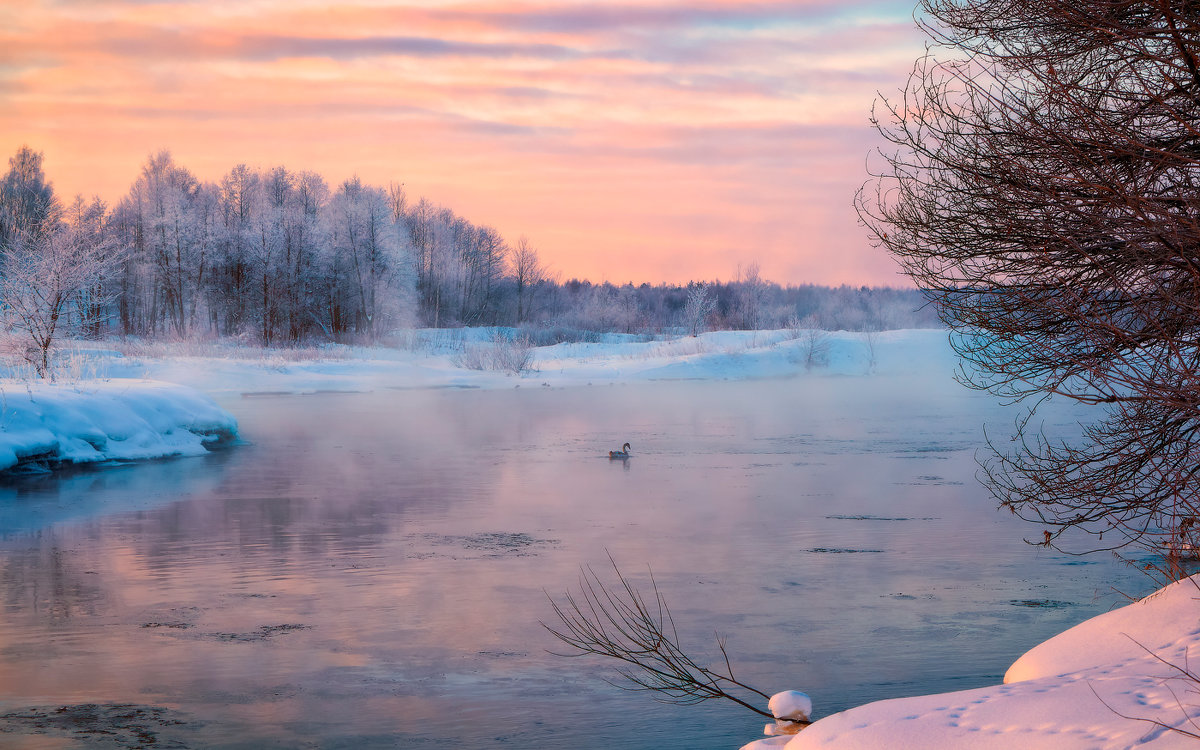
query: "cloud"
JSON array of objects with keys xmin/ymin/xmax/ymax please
[
  {"xmin": 439, "ymin": 1, "xmax": 888, "ymax": 34},
  {"xmin": 4, "ymin": 0, "xmax": 926, "ymax": 285},
  {"xmin": 82, "ymin": 31, "xmax": 605, "ymax": 63}
]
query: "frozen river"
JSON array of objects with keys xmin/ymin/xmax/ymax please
[{"xmin": 0, "ymin": 375, "xmax": 1151, "ymax": 749}]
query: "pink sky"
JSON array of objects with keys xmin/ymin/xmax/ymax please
[{"xmin": 1, "ymin": 0, "xmax": 925, "ymax": 285}]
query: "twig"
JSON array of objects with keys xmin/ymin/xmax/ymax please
[{"xmin": 543, "ymin": 554, "xmax": 774, "ymax": 719}]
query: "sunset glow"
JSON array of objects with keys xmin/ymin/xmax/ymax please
[{"xmin": 2, "ymin": 0, "xmax": 925, "ymax": 285}]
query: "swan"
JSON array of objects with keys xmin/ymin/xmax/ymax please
[{"xmin": 609, "ymin": 442, "xmax": 631, "ymax": 459}]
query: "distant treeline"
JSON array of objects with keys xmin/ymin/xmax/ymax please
[{"xmin": 0, "ymin": 146, "xmax": 938, "ymax": 348}]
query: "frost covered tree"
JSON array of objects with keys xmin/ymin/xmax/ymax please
[
  {"xmin": 1, "ymin": 205, "xmax": 123, "ymax": 377},
  {"xmin": 0, "ymin": 146, "xmax": 58, "ymax": 251},
  {"xmin": 326, "ymin": 177, "xmax": 415, "ymax": 341},
  {"xmin": 511, "ymin": 235, "xmax": 548, "ymax": 324},
  {"xmin": 859, "ymin": 0, "xmax": 1200, "ymax": 566},
  {"xmin": 681, "ymin": 282, "xmax": 716, "ymax": 335},
  {"xmin": 280, "ymin": 171, "xmax": 328, "ymax": 343},
  {"xmin": 215, "ymin": 163, "xmax": 258, "ymax": 337},
  {"xmin": 114, "ymin": 151, "xmax": 212, "ymax": 338},
  {"xmin": 64, "ymin": 195, "xmax": 111, "ymax": 340},
  {"xmin": 734, "ymin": 262, "xmax": 767, "ymax": 330}
]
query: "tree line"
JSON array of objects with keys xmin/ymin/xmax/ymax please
[{"xmin": 0, "ymin": 146, "xmax": 935, "ymax": 366}]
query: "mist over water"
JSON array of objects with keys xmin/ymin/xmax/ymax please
[{"xmin": 0, "ymin": 377, "xmax": 1150, "ymax": 749}]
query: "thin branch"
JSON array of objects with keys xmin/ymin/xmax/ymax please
[{"xmin": 543, "ymin": 555, "xmax": 774, "ymax": 720}]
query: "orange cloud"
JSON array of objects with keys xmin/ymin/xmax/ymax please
[{"xmin": 1, "ymin": 0, "xmax": 925, "ymax": 285}]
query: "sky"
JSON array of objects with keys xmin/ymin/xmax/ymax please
[{"xmin": 1, "ymin": 0, "xmax": 927, "ymax": 286}]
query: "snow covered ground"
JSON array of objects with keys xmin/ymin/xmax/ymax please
[
  {"xmin": 745, "ymin": 574, "xmax": 1200, "ymax": 750},
  {"xmin": 56, "ymin": 327, "xmax": 955, "ymax": 397}
]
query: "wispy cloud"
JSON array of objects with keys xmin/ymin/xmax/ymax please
[{"xmin": 2, "ymin": 0, "xmax": 925, "ymax": 285}]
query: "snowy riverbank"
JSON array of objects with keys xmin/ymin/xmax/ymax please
[
  {"xmin": 744, "ymin": 575, "xmax": 1200, "ymax": 750},
  {"xmin": 49, "ymin": 327, "xmax": 957, "ymax": 397},
  {"xmin": 0, "ymin": 380, "xmax": 237, "ymax": 473},
  {"xmin": 0, "ymin": 327, "xmax": 937, "ymax": 473}
]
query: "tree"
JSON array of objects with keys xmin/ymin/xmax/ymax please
[
  {"xmin": 215, "ymin": 163, "xmax": 258, "ymax": 336},
  {"xmin": 327, "ymin": 177, "xmax": 414, "ymax": 341},
  {"xmin": 0, "ymin": 146, "xmax": 58, "ymax": 251},
  {"xmin": 121, "ymin": 151, "xmax": 209, "ymax": 339},
  {"xmin": 734, "ymin": 262, "xmax": 767, "ymax": 330},
  {"xmin": 858, "ymin": 0, "xmax": 1200, "ymax": 568},
  {"xmin": 511, "ymin": 235, "xmax": 548, "ymax": 324},
  {"xmin": 64, "ymin": 195, "xmax": 111, "ymax": 339},
  {"xmin": 1, "ymin": 213, "xmax": 122, "ymax": 378},
  {"xmin": 681, "ymin": 282, "xmax": 716, "ymax": 336}
]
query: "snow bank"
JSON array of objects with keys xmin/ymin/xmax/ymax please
[
  {"xmin": 745, "ymin": 576, "xmax": 1200, "ymax": 750},
  {"xmin": 0, "ymin": 328, "xmax": 940, "ymax": 472},
  {"xmin": 67, "ymin": 328, "xmax": 956, "ymax": 397},
  {"xmin": 0, "ymin": 379, "xmax": 238, "ymax": 473}
]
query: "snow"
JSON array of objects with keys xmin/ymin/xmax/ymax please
[
  {"xmin": 770, "ymin": 691, "xmax": 813, "ymax": 723},
  {"xmin": 743, "ymin": 575, "xmax": 1200, "ymax": 750},
  {"xmin": 57, "ymin": 327, "xmax": 955, "ymax": 397},
  {"xmin": 0, "ymin": 379, "xmax": 237, "ymax": 472}
]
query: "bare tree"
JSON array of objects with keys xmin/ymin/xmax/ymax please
[
  {"xmin": 544, "ymin": 558, "xmax": 773, "ymax": 719},
  {"xmin": 858, "ymin": 0, "xmax": 1200, "ymax": 568},
  {"xmin": 511, "ymin": 235, "xmax": 548, "ymax": 324}
]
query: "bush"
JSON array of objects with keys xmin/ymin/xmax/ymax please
[{"xmin": 452, "ymin": 333, "xmax": 535, "ymax": 375}]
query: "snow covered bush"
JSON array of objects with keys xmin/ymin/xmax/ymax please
[
  {"xmin": 452, "ymin": 333, "xmax": 535, "ymax": 375},
  {"xmin": 788, "ymin": 316, "xmax": 830, "ymax": 370}
]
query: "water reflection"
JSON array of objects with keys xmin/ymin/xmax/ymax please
[{"xmin": 0, "ymin": 378, "xmax": 1152, "ymax": 749}]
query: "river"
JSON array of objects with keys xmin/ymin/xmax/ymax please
[{"xmin": 0, "ymin": 375, "xmax": 1150, "ymax": 748}]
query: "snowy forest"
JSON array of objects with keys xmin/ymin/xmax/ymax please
[{"xmin": 0, "ymin": 145, "xmax": 936, "ymax": 361}]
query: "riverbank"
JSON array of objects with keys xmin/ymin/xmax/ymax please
[
  {"xmin": 41, "ymin": 327, "xmax": 956, "ymax": 397},
  {"xmin": 745, "ymin": 574, "xmax": 1200, "ymax": 750},
  {"xmin": 0, "ymin": 379, "xmax": 237, "ymax": 472},
  {"xmin": 0, "ymin": 328, "xmax": 941, "ymax": 472}
]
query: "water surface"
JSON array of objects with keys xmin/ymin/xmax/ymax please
[{"xmin": 0, "ymin": 375, "xmax": 1150, "ymax": 748}]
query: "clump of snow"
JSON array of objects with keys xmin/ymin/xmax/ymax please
[
  {"xmin": 743, "ymin": 575, "xmax": 1200, "ymax": 750},
  {"xmin": 770, "ymin": 691, "xmax": 813, "ymax": 723},
  {"xmin": 0, "ymin": 379, "xmax": 237, "ymax": 473},
  {"xmin": 760, "ymin": 691, "xmax": 814, "ymax": 740}
]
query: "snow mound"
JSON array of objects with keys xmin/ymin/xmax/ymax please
[
  {"xmin": 770, "ymin": 691, "xmax": 813, "ymax": 723},
  {"xmin": 0, "ymin": 379, "xmax": 238, "ymax": 472},
  {"xmin": 744, "ymin": 576, "xmax": 1200, "ymax": 750}
]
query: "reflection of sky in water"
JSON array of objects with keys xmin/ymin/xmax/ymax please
[{"xmin": 0, "ymin": 378, "xmax": 1151, "ymax": 749}]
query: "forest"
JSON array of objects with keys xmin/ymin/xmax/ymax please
[{"xmin": 0, "ymin": 145, "xmax": 936, "ymax": 363}]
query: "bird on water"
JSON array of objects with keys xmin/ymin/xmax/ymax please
[{"xmin": 609, "ymin": 442, "xmax": 631, "ymax": 459}]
